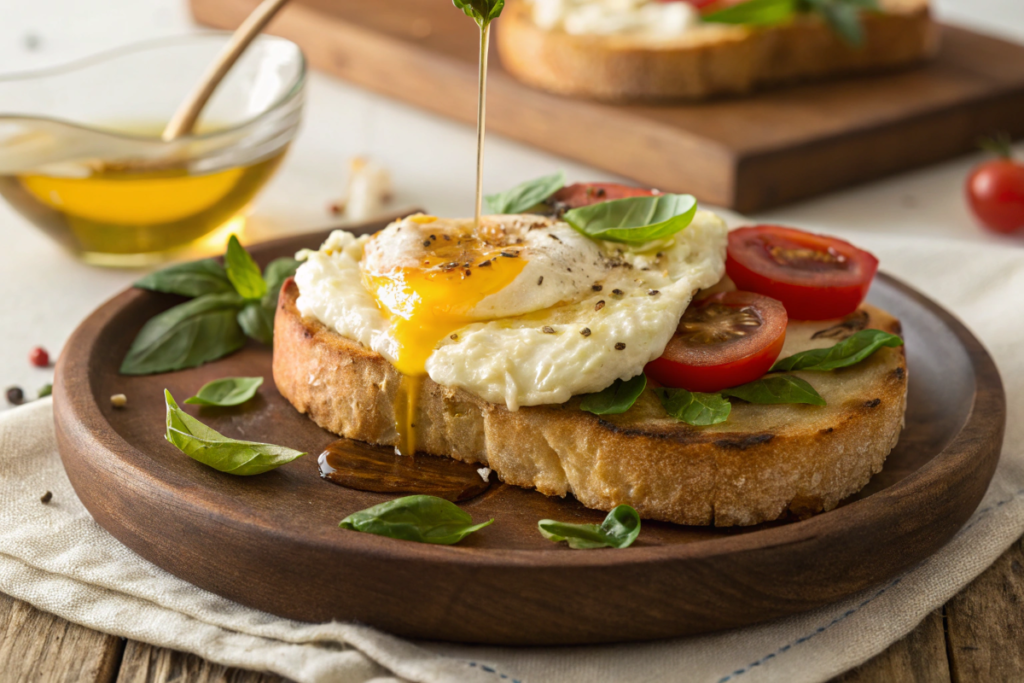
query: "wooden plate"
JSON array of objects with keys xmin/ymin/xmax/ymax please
[{"xmin": 54, "ymin": 216, "xmax": 1006, "ymax": 645}]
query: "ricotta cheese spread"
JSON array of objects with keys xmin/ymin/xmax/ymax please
[
  {"xmin": 294, "ymin": 211, "xmax": 727, "ymax": 411},
  {"xmin": 530, "ymin": 0, "xmax": 698, "ymax": 38}
]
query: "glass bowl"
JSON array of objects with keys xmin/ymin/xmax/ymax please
[{"xmin": 0, "ymin": 34, "xmax": 306, "ymax": 266}]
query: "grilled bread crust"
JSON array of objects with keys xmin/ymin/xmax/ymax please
[
  {"xmin": 496, "ymin": 0, "xmax": 938, "ymax": 101},
  {"xmin": 274, "ymin": 279, "xmax": 907, "ymax": 526}
]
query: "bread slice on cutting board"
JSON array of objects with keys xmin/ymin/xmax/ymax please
[{"xmin": 496, "ymin": 0, "xmax": 938, "ymax": 101}]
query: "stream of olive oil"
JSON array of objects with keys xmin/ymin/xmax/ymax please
[
  {"xmin": 473, "ymin": 22, "xmax": 491, "ymax": 228},
  {"xmin": 0, "ymin": 123, "xmax": 285, "ymax": 260}
]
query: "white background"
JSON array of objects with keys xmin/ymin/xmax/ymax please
[{"xmin": 0, "ymin": 0, "xmax": 1022, "ymax": 404}]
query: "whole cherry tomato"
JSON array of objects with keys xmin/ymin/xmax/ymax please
[{"xmin": 966, "ymin": 152, "xmax": 1024, "ymax": 235}]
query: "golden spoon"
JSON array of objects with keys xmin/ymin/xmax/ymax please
[{"xmin": 162, "ymin": 0, "xmax": 292, "ymax": 141}]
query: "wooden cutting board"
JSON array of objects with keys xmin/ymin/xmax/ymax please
[
  {"xmin": 52, "ymin": 216, "xmax": 1006, "ymax": 645},
  {"xmin": 189, "ymin": 0, "xmax": 1024, "ymax": 212}
]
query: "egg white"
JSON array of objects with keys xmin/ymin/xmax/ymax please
[{"xmin": 294, "ymin": 210, "xmax": 728, "ymax": 410}]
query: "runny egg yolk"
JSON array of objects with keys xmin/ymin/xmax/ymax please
[{"xmin": 363, "ymin": 226, "xmax": 527, "ymax": 455}]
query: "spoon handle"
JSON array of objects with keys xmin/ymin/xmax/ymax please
[{"xmin": 162, "ymin": 0, "xmax": 292, "ymax": 141}]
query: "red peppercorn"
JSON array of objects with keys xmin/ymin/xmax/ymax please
[{"xmin": 29, "ymin": 347, "xmax": 50, "ymax": 367}]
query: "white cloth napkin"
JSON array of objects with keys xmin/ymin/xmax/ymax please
[{"xmin": 2, "ymin": 232, "xmax": 1022, "ymax": 683}]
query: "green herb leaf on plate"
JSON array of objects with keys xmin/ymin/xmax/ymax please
[
  {"xmin": 237, "ymin": 300, "xmax": 275, "ymax": 346},
  {"xmin": 164, "ymin": 390, "xmax": 305, "ymax": 475},
  {"xmin": 262, "ymin": 257, "xmax": 301, "ymax": 303},
  {"xmin": 771, "ymin": 329, "xmax": 904, "ymax": 372},
  {"xmin": 339, "ymin": 495, "xmax": 494, "ymax": 545},
  {"xmin": 184, "ymin": 376, "xmax": 264, "ymax": 407},
  {"xmin": 120, "ymin": 293, "xmax": 246, "ymax": 375},
  {"xmin": 721, "ymin": 375, "xmax": 826, "ymax": 406},
  {"xmin": 38, "ymin": 383, "xmax": 53, "ymax": 399},
  {"xmin": 224, "ymin": 235, "xmax": 267, "ymax": 300},
  {"xmin": 580, "ymin": 374, "xmax": 647, "ymax": 415},
  {"xmin": 654, "ymin": 387, "xmax": 732, "ymax": 426},
  {"xmin": 563, "ymin": 193, "xmax": 698, "ymax": 244},
  {"xmin": 801, "ymin": 0, "xmax": 878, "ymax": 46},
  {"xmin": 135, "ymin": 259, "xmax": 235, "ymax": 298},
  {"xmin": 703, "ymin": 0, "xmax": 798, "ymax": 26},
  {"xmin": 452, "ymin": 0, "xmax": 505, "ymax": 27},
  {"xmin": 484, "ymin": 171, "xmax": 566, "ymax": 215},
  {"xmin": 538, "ymin": 505, "xmax": 641, "ymax": 550}
]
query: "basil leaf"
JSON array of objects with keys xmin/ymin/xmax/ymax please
[
  {"xmin": 184, "ymin": 376, "xmax": 264, "ymax": 407},
  {"xmin": 164, "ymin": 390, "xmax": 304, "ymax": 475},
  {"xmin": 538, "ymin": 505, "xmax": 641, "ymax": 550},
  {"xmin": 771, "ymin": 329, "xmax": 904, "ymax": 372},
  {"xmin": 484, "ymin": 171, "xmax": 565, "ymax": 215},
  {"xmin": 800, "ymin": 0, "xmax": 878, "ymax": 46},
  {"xmin": 224, "ymin": 235, "xmax": 267, "ymax": 300},
  {"xmin": 703, "ymin": 0, "xmax": 798, "ymax": 25},
  {"xmin": 654, "ymin": 388, "xmax": 732, "ymax": 426},
  {"xmin": 262, "ymin": 257, "xmax": 300, "ymax": 304},
  {"xmin": 120, "ymin": 293, "xmax": 246, "ymax": 375},
  {"xmin": 722, "ymin": 375, "xmax": 826, "ymax": 406},
  {"xmin": 452, "ymin": 0, "xmax": 504, "ymax": 27},
  {"xmin": 238, "ymin": 300, "xmax": 275, "ymax": 345},
  {"xmin": 339, "ymin": 495, "xmax": 494, "ymax": 545},
  {"xmin": 580, "ymin": 374, "xmax": 647, "ymax": 415},
  {"xmin": 135, "ymin": 259, "xmax": 234, "ymax": 298},
  {"xmin": 563, "ymin": 194, "xmax": 698, "ymax": 244}
]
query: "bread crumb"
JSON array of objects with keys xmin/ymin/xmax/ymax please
[{"xmin": 477, "ymin": 467, "xmax": 492, "ymax": 482}]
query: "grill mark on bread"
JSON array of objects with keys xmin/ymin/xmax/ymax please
[
  {"xmin": 714, "ymin": 433, "xmax": 775, "ymax": 450},
  {"xmin": 863, "ymin": 398, "xmax": 882, "ymax": 408}
]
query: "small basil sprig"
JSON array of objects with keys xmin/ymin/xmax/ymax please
[
  {"xmin": 538, "ymin": 505, "xmax": 641, "ymax": 550},
  {"xmin": 225, "ymin": 235, "xmax": 267, "ymax": 300},
  {"xmin": 703, "ymin": 0, "xmax": 797, "ymax": 25},
  {"xmin": 134, "ymin": 259, "xmax": 235, "ymax": 298},
  {"xmin": 164, "ymin": 390, "xmax": 304, "ymax": 475},
  {"xmin": 702, "ymin": 0, "xmax": 878, "ymax": 46},
  {"xmin": 803, "ymin": 0, "xmax": 879, "ymax": 46},
  {"xmin": 452, "ymin": 0, "xmax": 504, "ymax": 27},
  {"xmin": 721, "ymin": 375, "xmax": 826, "ymax": 406},
  {"xmin": 340, "ymin": 495, "xmax": 493, "ymax": 545},
  {"xmin": 580, "ymin": 374, "xmax": 647, "ymax": 415},
  {"xmin": 563, "ymin": 194, "xmax": 697, "ymax": 244},
  {"xmin": 123, "ymin": 237, "xmax": 300, "ymax": 375},
  {"xmin": 771, "ymin": 329, "xmax": 903, "ymax": 372},
  {"xmin": 185, "ymin": 376, "xmax": 264, "ymax": 407},
  {"xmin": 484, "ymin": 171, "xmax": 565, "ymax": 214},
  {"xmin": 654, "ymin": 388, "xmax": 733, "ymax": 426},
  {"xmin": 121, "ymin": 293, "xmax": 247, "ymax": 375}
]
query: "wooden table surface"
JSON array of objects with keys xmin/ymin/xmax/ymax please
[{"xmin": 1, "ymin": 532, "xmax": 1022, "ymax": 682}]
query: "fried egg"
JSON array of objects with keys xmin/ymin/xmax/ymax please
[{"xmin": 294, "ymin": 210, "xmax": 728, "ymax": 411}]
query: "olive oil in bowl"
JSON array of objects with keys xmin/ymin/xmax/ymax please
[
  {"xmin": 0, "ymin": 34, "xmax": 306, "ymax": 266},
  {"xmin": 0, "ymin": 149, "xmax": 285, "ymax": 265}
]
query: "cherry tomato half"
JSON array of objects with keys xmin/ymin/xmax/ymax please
[
  {"xmin": 726, "ymin": 225, "xmax": 878, "ymax": 320},
  {"xmin": 645, "ymin": 291, "xmax": 787, "ymax": 393},
  {"xmin": 966, "ymin": 158, "xmax": 1024, "ymax": 235},
  {"xmin": 548, "ymin": 182, "xmax": 657, "ymax": 211}
]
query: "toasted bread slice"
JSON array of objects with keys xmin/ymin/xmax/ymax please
[
  {"xmin": 274, "ymin": 279, "xmax": 907, "ymax": 526},
  {"xmin": 496, "ymin": 0, "xmax": 938, "ymax": 101}
]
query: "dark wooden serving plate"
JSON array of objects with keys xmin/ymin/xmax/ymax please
[
  {"xmin": 54, "ymin": 216, "xmax": 1006, "ymax": 645},
  {"xmin": 189, "ymin": 0, "xmax": 1024, "ymax": 212}
]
